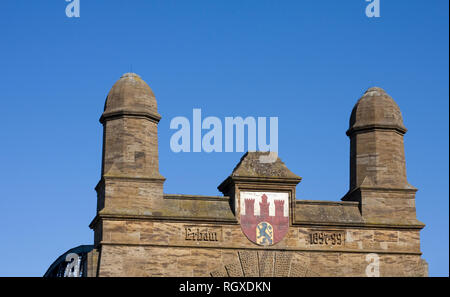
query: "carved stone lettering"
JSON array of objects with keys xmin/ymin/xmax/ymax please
[
  {"xmin": 258, "ymin": 251, "xmax": 275, "ymax": 277},
  {"xmin": 238, "ymin": 250, "xmax": 259, "ymax": 276},
  {"xmin": 184, "ymin": 226, "xmax": 221, "ymax": 242},
  {"xmin": 274, "ymin": 252, "xmax": 292, "ymax": 277},
  {"xmin": 225, "ymin": 262, "xmax": 244, "ymax": 277},
  {"xmin": 289, "ymin": 263, "xmax": 307, "ymax": 277},
  {"xmin": 307, "ymin": 230, "xmax": 345, "ymax": 246}
]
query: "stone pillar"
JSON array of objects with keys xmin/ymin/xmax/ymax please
[
  {"xmin": 342, "ymin": 87, "xmax": 422, "ymax": 226},
  {"xmin": 94, "ymin": 73, "xmax": 165, "ymax": 241}
]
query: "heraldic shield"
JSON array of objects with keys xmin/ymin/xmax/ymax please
[{"xmin": 240, "ymin": 192, "xmax": 289, "ymax": 246}]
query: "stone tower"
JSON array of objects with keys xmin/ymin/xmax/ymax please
[
  {"xmin": 342, "ymin": 87, "xmax": 422, "ymax": 226},
  {"xmin": 73, "ymin": 80, "xmax": 427, "ymax": 277},
  {"xmin": 93, "ymin": 73, "xmax": 165, "ymax": 242}
]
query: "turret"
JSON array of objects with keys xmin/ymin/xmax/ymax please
[
  {"xmin": 244, "ymin": 199, "xmax": 255, "ymax": 217},
  {"xmin": 95, "ymin": 73, "xmax": 165, "ymax": 217},
  {"xmin": 343, "ymin": 87, "xmax": 422, "ymax": 226},
  {"xmin": 259, "ymin": 194, "xmax": 270, "ymax": 218},
  {"xmin": 274, "ymin": 200, "xmax": 285, "ymax": 218}
]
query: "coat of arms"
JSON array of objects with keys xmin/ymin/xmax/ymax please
[{"xmin": 240, "ymin": 192, "xmax": 289, "ymax": 246}]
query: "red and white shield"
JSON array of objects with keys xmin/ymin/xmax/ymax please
[{"xmin": 240, "ymin": 192, "xmax": 289, "ymax": 246}]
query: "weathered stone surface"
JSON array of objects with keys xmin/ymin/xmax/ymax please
[
  {"xmin": 229, "ymin": 152, "xmax": 301, "ymax": 180},
  {"xmin": 81, "ymin": 78, "xmax": 428, "ymax": 277},
  {"xmin": 225, "ymin": 262, "xmax": 244, "ymax": 277},
  {"xmin": 101, "ymin": 73, "xmax": 160, "ymax": 122},
  {"xmin": 258, "ymin": 251, "xmax": 275, "ymax": 277},
  {"xmin": 238, "ymin": 251, "xmax": 259, "ymax": 277},
  {"xmin": 274, "ymin": 252, "xmax": 292, "ymax": 277},
  {"xmin": 342, "ymin": 87, "xmax": 423, "ymax": 227},
  {"xmin": 289, "ymin": 253, "xmax": 309, "ymax": 277},
  {"xmin": 295, "ymin": 200, "xmax": 363, "ymax": 224}
]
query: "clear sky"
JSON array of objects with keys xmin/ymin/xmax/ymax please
[{"xmin": 0, "ymin": 0, "xmax": 448, "ymax": 276}]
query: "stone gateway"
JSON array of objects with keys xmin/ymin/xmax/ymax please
[{"xmin": 46, "ymin": 73, "xmax": 428, "ymax": 277}]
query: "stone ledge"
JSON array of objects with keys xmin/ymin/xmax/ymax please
[
  {"xmin": 292, "ymin": 221, "xmax": 426, "ymax": 230},
  {"xmin": 97, "ymin": 241, "xmax": 423, "ymax": 256},
  {"xmin": 164, "ymin": 194, "xmax": 230, "ymax": 201},
  {"xmin": 89, "ymin": 212, "xmax": 238, "ymax": 229},
  {"xmin": 295, "ymin": 199, "xmax": 363, "ymax": 225},
  {"xmin": 100, "ymin": 109, "xmax": 161, "ymax": 124}
]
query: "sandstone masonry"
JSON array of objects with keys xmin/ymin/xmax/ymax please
[{"xmin": 79, "ymin": 73, "xmax": 428, "ymax": 277}]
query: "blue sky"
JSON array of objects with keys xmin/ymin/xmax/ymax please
[{"xmin": 0, "ymin": 0, "xmax": 448, "ymax": 276}]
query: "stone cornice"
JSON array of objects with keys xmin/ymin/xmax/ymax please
[
  {"xmin": 163, "ymin": 194, "xmax": 231, "ymax": 201},
  {"xmin": 89, "ymin": 212, "xmax": 238, "ymax": 229},
  {"xmin": 292, "ymin": 220, "xmax": 425, "ymax": 230},
  {"xmin": 89, "ymin": 210, "xmax": 425, "ymax": 231},
  {"xmin": 97, "ymin": 242, "xmax": 423, "ymax": 256},
  {"xmin": 346, "ymin": 124, "xmax": 407, "ymax": 136},
  {"xmin": 100, "ymin": 109, "xmax": 162, "ymax": 124},
  {"xmin": 296, "ymin": 200, "xmax": 360, "ymax": 206},
  {"xmin": 95, "ymin": 175, "xmax": 166, "ymax": 191},
  {"xmin": 341, "ymin": 185, "xmax": 418, "ymax": 201},
  {"xmin": 218, "ymin": 175, "xmax": 301, "ymax": 193}
]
